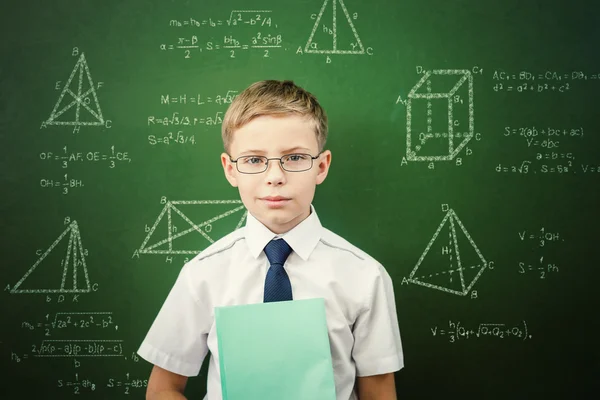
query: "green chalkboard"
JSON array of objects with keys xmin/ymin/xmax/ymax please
[{"xmin": 1, "ymin": 0, "xmax": 598, "ymax": 398}]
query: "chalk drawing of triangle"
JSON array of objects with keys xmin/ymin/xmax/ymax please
[
  {"xmin": 138, "ymin": 201, "xmax": 247, "ymax": 255},
  {"xmin": 305, "ymin": 0, "xmax": 365, "ymax": 54},
  {"xmin": 11, "ymin": 221, "xmax": 91, "ymax": 294},
  {"xmin": 408, "ymin": 209, "xmax": 487, "ymax": 296},
  {"xmin": 46, "ymin": 53, "xmax": 105, "ymax": 126}
]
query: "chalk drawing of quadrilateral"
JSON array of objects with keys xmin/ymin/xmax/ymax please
[
  {"xmin": 11, "ymin": 221, "xmax": 91, "ymax": 294},
  {"xmin": 138, "ymin": 200, "xmax": 248, "ymax": 255},
  {"xmin": 408, "ymin": 208, "xmax": 487, "ymax": 296},
  {"xmin": 305, "ymin": 0, "xmax": 365, "ymax": 54},
  {"xmin": 406, "ymin": 69, "xmax": 474, "ymax": 161},
  {"xmin": 45, "ymin": 53, "xmax": 105, "ymax": 127}
]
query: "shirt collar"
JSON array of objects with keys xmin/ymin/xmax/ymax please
[{"xmin": 244, "ymin": 204, "xmax": 322, "ymax": 262}]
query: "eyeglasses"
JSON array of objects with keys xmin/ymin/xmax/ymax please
[{"xmin": 229, "ymin": 153, "xmax": 321, "ymax": 174}]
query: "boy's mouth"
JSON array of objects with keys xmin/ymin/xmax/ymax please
[
  {"xmin": 262, "ymin": 196, "xmax": 290, "ymax": 201},
  {"xmin": 260, "ymin": 196, "xmax": 291, "ymax": 208}
]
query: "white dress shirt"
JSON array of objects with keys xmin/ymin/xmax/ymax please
[{"xmin": 138, "ymin": 205, "xmax": 403, "ymax": 400}]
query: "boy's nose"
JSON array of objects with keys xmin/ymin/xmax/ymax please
[{"xmin": 264, "ymin": 159, "xmax": 286, "ymax": 185}]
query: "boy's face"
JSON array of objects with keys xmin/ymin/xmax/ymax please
[{"xmin": 221, "ymin": 114, "xmax": 331, "ymax": 234}]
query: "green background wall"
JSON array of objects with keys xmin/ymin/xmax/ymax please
[{"xmin": 1, "ymin": 0, "xmax": 598, "ymax": 398}]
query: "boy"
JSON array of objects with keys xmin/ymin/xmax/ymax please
[{"xmin": 138, "ymin": 80, "xmax": 404, "ymax": 400}]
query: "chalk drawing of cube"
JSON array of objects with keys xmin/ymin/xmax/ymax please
[{"xmin": 406, "ymin": 69, "xmax": 474, "ymax": 161}]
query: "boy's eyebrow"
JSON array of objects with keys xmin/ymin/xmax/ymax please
[{"xmin": 239, "ymin": 147, "xmax": 312, "ymax": 155}]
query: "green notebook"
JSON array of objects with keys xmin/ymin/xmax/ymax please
[{"xmin": 215, "ymin": 298, "xmax": 337, "ymax": 400}]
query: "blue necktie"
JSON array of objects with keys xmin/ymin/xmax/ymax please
[{"xmin": 263, "ymin": 239, "xmax": 293, "ymax": 302}]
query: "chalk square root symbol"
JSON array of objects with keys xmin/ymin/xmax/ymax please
[
  {"xmin": 11, "ymin": 221, "xmax": 91, "ymax": 294},
  {"xmin": 138, "ymin": 200, "xmax": 248, "ymax": 255},
  {"xmin": 406, "ymin": 69, "xmax": 474, "ymax": 161},
  {"xmin": 408, "ymin": 208, "xmax": 487, "ymax": 296}
]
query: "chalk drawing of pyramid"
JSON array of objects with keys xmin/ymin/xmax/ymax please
[
  {"xmin": 11, "ymin": 221, "xmax": 91, "ymax": 294},
  {"xmin": 138, "ymin": 200, "xmax": 248, "ymax": 255},
  {"xmin": 45, "ymin": 53, "xmax": 105, "ymax": 126},
  {"xmin": 305, "ymin": 0, "xmax": 365, "ymax": 54},
  {"xmin": 408, "ymin": 208, "xmax": 487, "ymax": 296}
]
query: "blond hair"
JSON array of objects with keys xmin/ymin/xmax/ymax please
[{"xmin": 221, "ymin": 80, "xmax": 328, "ymax": 153}]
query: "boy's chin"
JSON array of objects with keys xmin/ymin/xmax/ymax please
[
  {"xmin": 261, "ymin": 212, "xmax": 292, "ymax": 225},
  {"xmin": 258, "ymin": 210, "xmax": 303, "ymax": 229}
]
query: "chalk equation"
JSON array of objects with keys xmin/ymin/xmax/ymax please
[
  {"xmin": 39, "ymin": 173, "xmax": 84, "ymax": 195},
  {"xmin": 518, "ymin": 227, "xmax": 563, "ymax": 248},
  {"xmin": 28, "ymin": 339, "xmax": 124, "ymax": 358},
  {"xmin": 492, "ymin": 69, "xmax": 600, "ymax": 93},
  {"xmin": 518, "ymin": 257, "xmax": 560, "ymax": 279},
  {"xmin": 515, "ymin": 226, "xmax": 563, "ymax": 280},
  {"xmin": 159, "ymin": 90, "xmax": 238, "ymax": 106},
  {"xmin": 39, "ymin": 146, "xmax": 131, "ymax": 169},
  {"xmin": 21, "ymin": 312, "xmax": 118, "ymax": 336},
  {"xmin": 160, "ymin": 11, "xmax": 283, "ymax": 59},
  {"xmin": 57, "ymin": 372, "xmax": 148, "ymax": 395},
  {"xmin": 147, "ymin": 112, "xmax": 223, "ymax": 127},
  {"xmin": 496, "ymin": 125, "xmax": 599, "ymax": 175},
  {"xmin": 145, "ymin": 112, "xmax": 223, "ymax": 147},
  {"xmin": 148, "ymin": 131, "xmax": 197, "ymax": 146},
  {"xmin": 431, "ymin": 320, "xmax": 532, "ymax": 343}
]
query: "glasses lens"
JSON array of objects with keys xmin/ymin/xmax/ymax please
[
  {"xmin": 282, "ymin": 154, "xmax": 312, "ymax": 172},
  {"xmin": 237, "ymin": 156, "xmax": 267, "ymax": 173}
]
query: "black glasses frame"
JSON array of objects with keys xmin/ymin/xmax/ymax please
[{"xmin": 228, "ymin": 152, "xmax": 322, "ymax": 174}]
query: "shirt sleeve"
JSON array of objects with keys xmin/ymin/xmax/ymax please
[
  {"xmin": 137, "ymin": 262, "xmax": 210, "ymax": 377},
  {"xmin": 352, "ymin": 264, "xmax": 404, "ymax": 377}
]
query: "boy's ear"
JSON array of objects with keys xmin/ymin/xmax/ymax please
[
  {"xmin": 315, "ymin": 150, "xmax": 332, "ymax": 185},
  {"xmin": 221, "ymin": 153, "xmax": 238, "ymax": 187}
]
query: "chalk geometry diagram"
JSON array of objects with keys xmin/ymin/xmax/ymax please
[
  {"xmin": 408, "ymin": 208, "xmax": 487, "ymax": 296},
  {"xmin": 11, "ymin": 221, "xmax": 91, "ymax": 294},
  {"xmin": 138, "ymin": 200, "xmax": 247, "ymax": 255},
  {"xmin": 45, "ymin": 53, "xmax": 105, "ymax": 126},
  {"xmin": 305, "ymin": 0, "xmax": 365, "ymax": 54},
  {"xmin": 406, "ymin": 69, "xmax": 474, "ymax": 161}
]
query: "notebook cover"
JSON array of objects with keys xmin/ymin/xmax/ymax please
[{"xmin": 215, "ymin": 298, "xmax": 337, "ymax": 400}]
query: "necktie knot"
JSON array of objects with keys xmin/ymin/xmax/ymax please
[{"xmin": 264, "ymin": 239, "xmax": 292, "ymax": 266}]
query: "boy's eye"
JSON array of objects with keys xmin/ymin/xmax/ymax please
[
  {"xmin": 244, "ymin": 156, "xmax": 265, "ymax": 165},
  {"xmin": 286, "ymin": 154, "xmax": 309, "ymax": 162}
]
